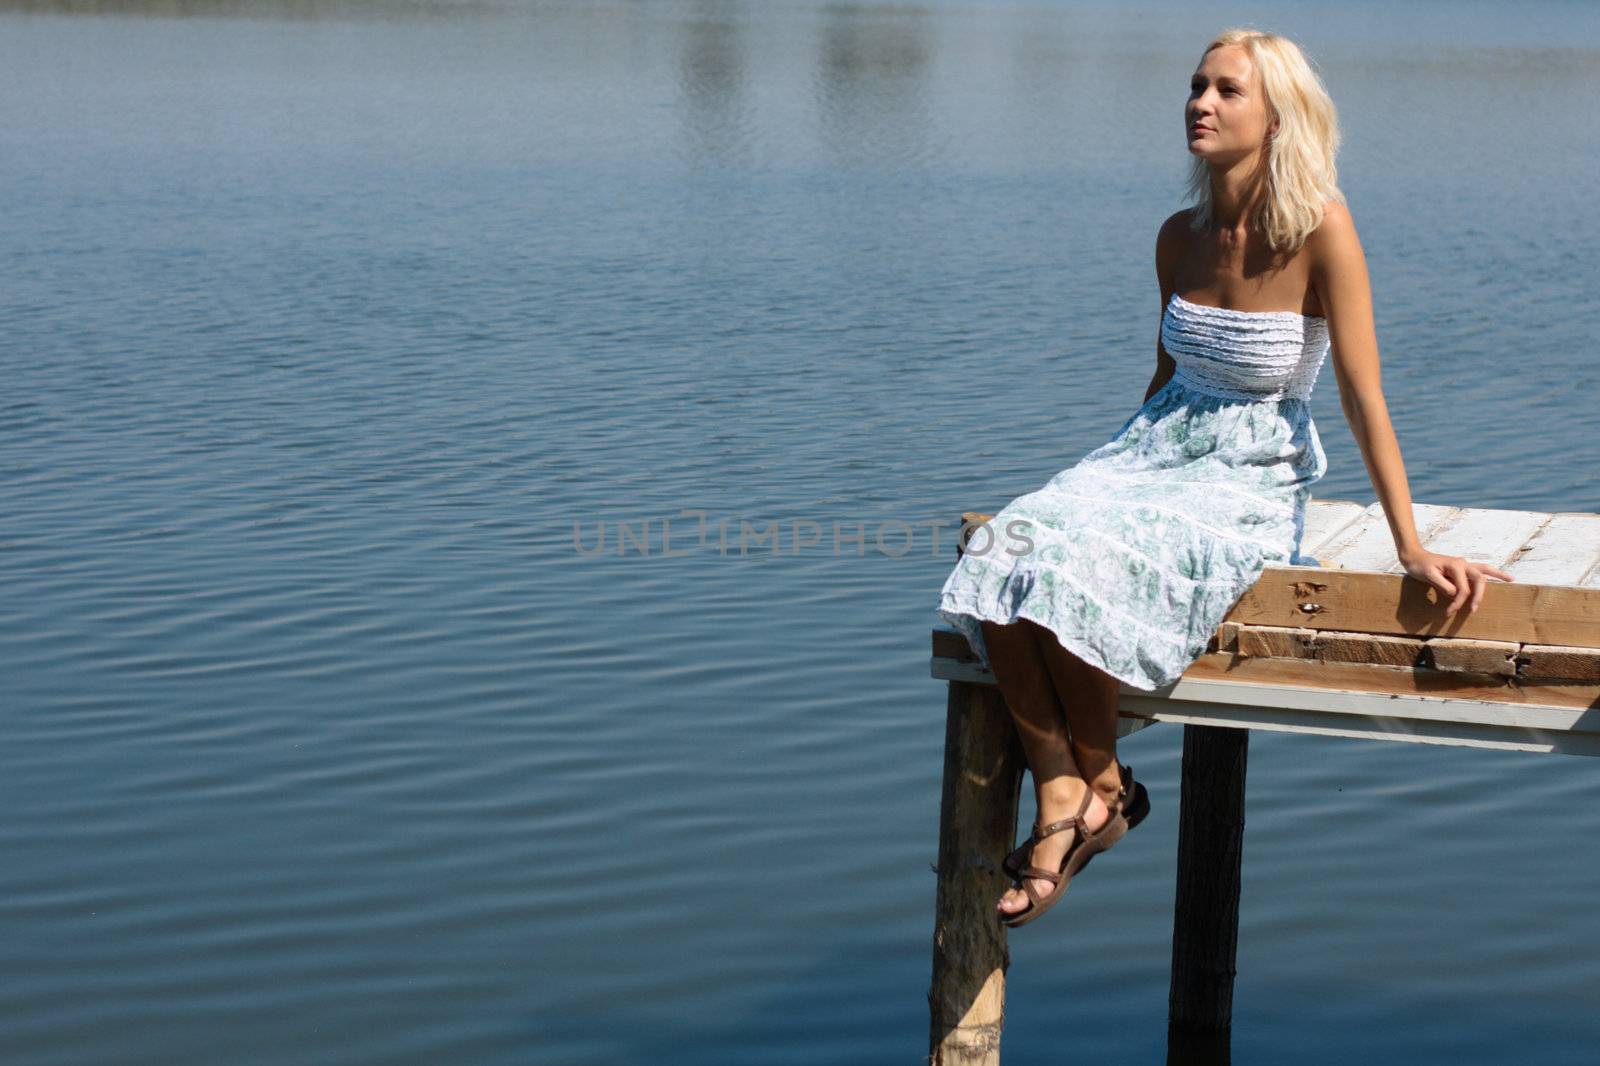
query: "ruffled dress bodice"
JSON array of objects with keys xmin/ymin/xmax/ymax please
[{"xmin": 1161, "ymin": 292, "xmax": 1331, "ymax": 402}]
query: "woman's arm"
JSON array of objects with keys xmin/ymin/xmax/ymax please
[
  {"xmin": 1309, "ymin": 202, "xmax": 1514, "ymax": 614},
  {"xmin": 1144, "ymin": 212, "xmax": 1184, "ymax": 403}
]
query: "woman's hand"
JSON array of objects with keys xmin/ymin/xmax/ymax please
[{"xmin": 1398, "ymin": 547, "xmax": 1516, "ymax": 616}]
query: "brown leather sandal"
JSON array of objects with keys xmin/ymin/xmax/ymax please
[
  {"xmin": 998, "ymin": 781, "xmax": 1130, "ymax": 929},
  {"xmin": 1003, "ymin": 762, "xmax": 1148, "ymax": 881}
]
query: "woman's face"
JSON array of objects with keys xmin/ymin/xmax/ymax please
[{"xmin": 1186, "ymin": 44, "xmax": 1275, "ymax": 163}]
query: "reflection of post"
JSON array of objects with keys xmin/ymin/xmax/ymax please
[
  {"xmin": 1168, "ymin": 723, "xmax": 1248, "ymax": 1062},
  {"xmin": 927, "ymin": 680, "xmax": 1025, "ymax": 1065}
]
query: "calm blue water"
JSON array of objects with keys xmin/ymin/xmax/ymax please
[{"xmin": 3, "ymin": 1, "xmax": 1599, "ymax": 1063}]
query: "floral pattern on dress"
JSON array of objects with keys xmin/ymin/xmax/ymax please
[{"xmin": 937, "ymin": 372, "xmax": 1328, "ymax": 692}]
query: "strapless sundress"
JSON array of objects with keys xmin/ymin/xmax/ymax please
[{"xmin": 937, "ymin": 292, "xmax": 1332, "ymax": 691}]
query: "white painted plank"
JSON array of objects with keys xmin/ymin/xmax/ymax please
[
  {"xmin": 1315, "ymin": 502, "xmax": 1460, "ymax": 573},
  {"xmin": 1143, "ymin": 672, "xmax": 1592, "ymax": 731},
  {"xmin": 1121, "ymin": 704, "xmax": 1600, "ymax": 757},
  {"xmin": 1404, "ymin": 507, "xmax": 1553, "ymax": 574},
  {"xmin": 1300, "ymin": 498, "xmax": 1368, "ymax": 560},
  {"xmin": 1502, "ymin": 512, "xmax": 1600, "ymax": 587}
]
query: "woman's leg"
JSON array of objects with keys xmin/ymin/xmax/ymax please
[
  {"xmin": 979, "ymin": 618, "xmax": 1112, "ymax": 917},
  {"xmin": 1032, "ymin": 628, "xmax": 1125, "ymax": 811}
]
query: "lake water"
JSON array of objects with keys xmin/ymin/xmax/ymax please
[{"xmin": 3, "ymin": 1, "xmax": 1599, "ymax": 1063}]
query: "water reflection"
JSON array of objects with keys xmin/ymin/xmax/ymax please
[
  {"xmin": 816, "ymin": 5, "xmax": 934, "ymax": 166},
  {"xmin": 677, "ymin": 3, "xmax": 750, "ymax": 167}
]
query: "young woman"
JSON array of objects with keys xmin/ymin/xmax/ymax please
[{"xmin": 937, "ymin": 28, "xmax": 1515, "ymax": 928}]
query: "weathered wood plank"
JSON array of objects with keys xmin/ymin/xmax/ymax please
[
  {"xmin": 1315, "ymin": 630, "xmax": 1425, "ymax": 667},
  {"xmin": 1426, "ymin": 637, "xmax": 1521, "ymax": 676},
  {"xmin": 1230, "ymin": 624, "xmax": 1424, "ymax": 667},
  {"xmin": 1178, "ymin": 652, "xmax": 1600, "ymax": 711},
  {"xmin": 1520, "ymin": 644, "xmax": 1600, "ymax": 683},
  {"xmin": 1117, "ymin": 697, "xmax": 1600, "ymax": 757},
  {"xmin": 1225, "ymin": 567, "xmax": 1600, "ymax": 649},
  {"xmin": 1410, "ymin": 507, "xmax": 1552, "ymax": 574},
  {"xmin": 1235, "ymin": 625, "xmax": 1318, "ymax": 659},
  {"xmin": 1299, "ymin": 498, "xmax": 1369, "ymax": 559},
  {"xmin": 1314, "ymin": 502, "xmax": 1460, "ymax": 572},
  {"xmin": 1501, "ymin": 512, "xmax": 1600, "ymax": 587}
]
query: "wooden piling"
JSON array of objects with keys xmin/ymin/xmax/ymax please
[
  {"xmin": 927, "ymin": 679, "xmax": 1026, "ymax": 1066},
  {"xmin": 1167, "ymin": 723, "xmax": 1249, "ymax": 1062}
]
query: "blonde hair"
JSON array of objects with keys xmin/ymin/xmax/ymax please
[{"xmin": 1184, "ymin": 28, "xmax": 1344, "ymax": 252}]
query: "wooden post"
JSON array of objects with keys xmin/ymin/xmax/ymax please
[
  {"xmin": 1167, "ymin": 723, "xmax": 1248, "ymax": 1063},
  {"xmin": 928, "ymin": 679, "xmax": 1026, "ymax": 1066}
]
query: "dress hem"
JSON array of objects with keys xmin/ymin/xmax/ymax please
[{"xmin": 938, "ymin": 595, "xmax": 1180, "ymax": 694}]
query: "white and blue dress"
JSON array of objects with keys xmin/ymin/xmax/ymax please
[{"xmin": 937, "ymin": 292, "xmax": 1332, "ymax": 691}]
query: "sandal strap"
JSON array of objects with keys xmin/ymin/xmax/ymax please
[
  {"xmin": 1033, "ymin": 782, "xmax": 1096, "ymax": 840},
  {"xmin": 1100, "ymin": 763, "xmax": 1135, "ymax": 820},
  {"xmin": 1018, "ymin": 865, "xmax": 1063, "ymax": 885},
  {"xmin": 1030, "ymin": 781, "xmax": 1094, "ymax": 838},
  {"xmin": 1034, "ymin": 816, "xmax": 1078, "ymax": 838}
]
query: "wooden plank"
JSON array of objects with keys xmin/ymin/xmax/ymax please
[
  {"xmin": 1114, "ymin": 665, "xmax": 1600, "ymax": 754},
  {"xmin": 1410, "ymin": 507, "xmax": 1552, "ymax": 574},
  {"xmin": 1231, "ymin": 625, "xmax": 1424, "ymax": 668},
  {"xmin": 1314, "ymin": 502, "xmax": 1460, "ymax": 572},
  {"xmin": 1315, "ymin": 630, "xmax": 1424, "ymax": 668},
  {"xmin": 1116, "ymin": 701, "xmax": 1600, "ymax": 757},
  {"xmin": 1216, "ymin": 621, "xmax": 1245, "ymax": 653},
  {"xmin": 1520, "ymin": 644, "xmax": 1600, "ymax": 683},
  {"xmin": 1502, "ymin": 513, "xmax": 1600, "ymax": 587},
  {"xmin": 1299, "ymin": 498, "xmax": 1369, "ymax": 560},
  {"xmin": 1225, "ymin": 568, "xmax": 1600, "ymax": 649},
  {"xmin": 1176, "ymin": 653, "xmax": 1600, "ymax": 712},
  {"xmin": 1236, "ymin": 625, "xmax": 1318, "ymax": 659},
  {"xmin": 1426, "ymin": 637, "xmax": 1520, "ymax": 677},
  {"xmin": 1223, "ymin": 624, "xmax": 1592, "ymax": 681}
]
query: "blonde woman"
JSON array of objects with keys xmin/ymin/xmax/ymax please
[{"xmin": 937, "ymin": 28, "xmax": 1515, "ymax": 928}]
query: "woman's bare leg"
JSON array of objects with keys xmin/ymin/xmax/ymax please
[
  {"xmin": 1032, "ymin": 628, "xmax": 1125, "ymax": 811},
  {"xmin": 979, "ymin": 618, "xmax": 1112, "ymax": 917}
]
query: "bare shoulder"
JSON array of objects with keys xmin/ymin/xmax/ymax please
[
  {"xmin": 1305, "ymin": 199, "xmax": 1375, "ymax": 324},
  {"xmin": 1157, "ymin": 207, "xmax": 1195, "ymax": 248},
  {"xmin": 1306, "ymin": 199, "xmax": 1362, "ymax": 263},
  {"xmin": 1156, "ymin": 207, "xmax": 1193, "ymax": 277}
]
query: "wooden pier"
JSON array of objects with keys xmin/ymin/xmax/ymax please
[{"xmin": 927, "ymin": 496, "xmax": 1600, "ymax": 1065}]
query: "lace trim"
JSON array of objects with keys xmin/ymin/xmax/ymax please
[{"xmin": 1171, "ymin": 292, "xmax": 1323, "ymax": 322}]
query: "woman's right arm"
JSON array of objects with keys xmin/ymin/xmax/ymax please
[{"xmin": 1145, "ymin": 211, "xmax": 1186, "ymax": 402}]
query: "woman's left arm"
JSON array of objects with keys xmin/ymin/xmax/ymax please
[{"xmin": 1309, "ymin": 202, "xmax": 1515, "ymax": 616}]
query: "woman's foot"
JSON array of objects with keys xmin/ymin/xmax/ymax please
[{"xmin": 997, "ymin": 774, "xmax": 1113, "ymax": 918}]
